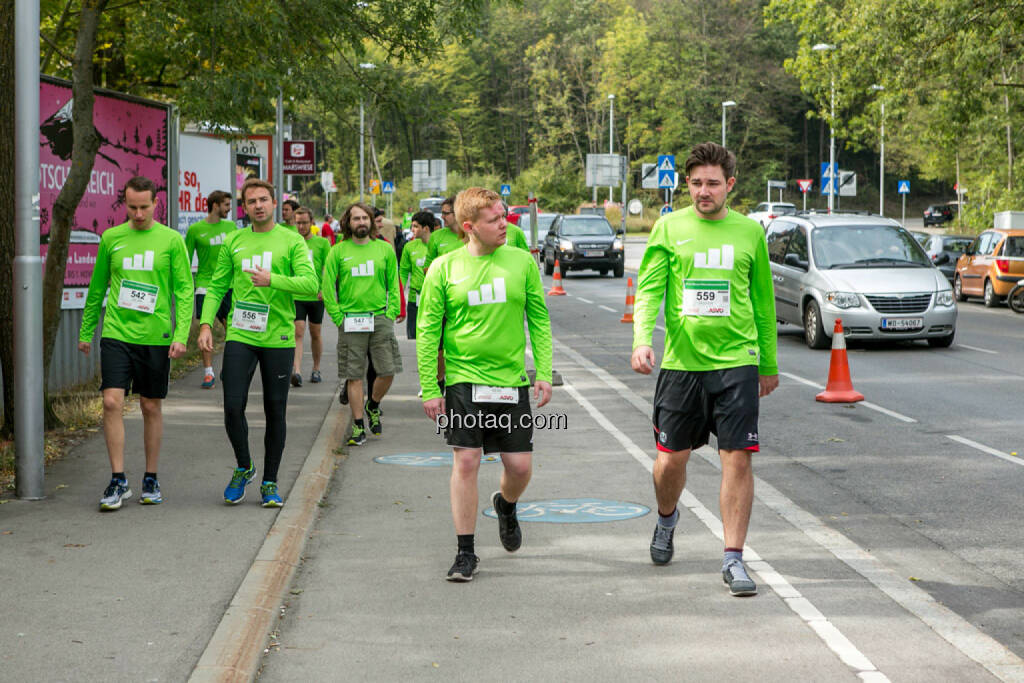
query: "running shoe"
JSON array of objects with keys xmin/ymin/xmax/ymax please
[
  {"xmin": 201, "ymin": 372, "xmax": 215, "ymax": 389},
  {"xmin": 491, "ymin": 490, "xmax": 522, "ymax": 552},
  {"xmin": 722, "ymin": 559, "xmax": 758, "ymax": 596},
  {"xmin": 224, "ymin": 465, "xmax": 256, "ymax": 504},
  {"xmin": 348, "ymin": 424, "xmax": 367, "ymax": 446},
  {"xmin": 139, "ymin": 476, "xmax": 162, "ymax": 505},
  {"xmin": 649, "ymin": 522, "xmax": 675, "ymax": 565},
  {"xmin": 99, "ymin": 479, "xmax": 132, "ymax": 511},
  {"xmin": 291, "ymin": 373, "xmax": 303, "ymax": 388},
  {"xmin": 310, "ymin": 370, "xmax": 322, "ymax": 384},
  {"xmin": 446, "ymin": 552, "xmax": 479, "ymax": 582},
  {"xmin": 260, "ymin": 481, "xmax": 283, "ymax": 508},
  {"xmin": 364, "ymin": 401, "xmax": 382, "ymax": 435}
]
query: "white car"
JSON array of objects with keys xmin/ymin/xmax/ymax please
[{"xmin": 747, "ymin": 202, "xmax": 796, "ymax": 228}]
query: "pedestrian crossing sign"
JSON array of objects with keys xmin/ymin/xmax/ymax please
[
  {"xmin": 382, "ymin": 181, "xmax": 395, "ymax": 194},
  {"xmin": 897, "ymin": 180, "xmax": 910, "ymax": 194}
]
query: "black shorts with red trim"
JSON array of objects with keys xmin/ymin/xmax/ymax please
[{"xmin": 652, "ymin": 366, "xmax": 760, "ymax": 453}]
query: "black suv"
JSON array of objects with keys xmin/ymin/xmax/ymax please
[
  {"xmin": 542, "ymin": 215, "xmax": 624, "ymax": 277},
  {"xmin": 923, "ymin": 204, "xmax": 954, "ymax": 226}
]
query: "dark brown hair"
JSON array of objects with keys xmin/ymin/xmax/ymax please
[
  {"xmin": 339, "ymin": 202, "xmax": 375, "ymax": 240},
  {"xmin": 240, "ymin": 178, "xmax": 276, "ymax": 202},
  {"xmin": 684, "ymin": 142, "xmax": 737, "ymax": 179},
  {"xmin": 207, "ymin": 190, "xmax": 230, "ymax": 207},
  {"xmin": 124, "ymin": 176, "xmax": 158, "ymax": 201}
]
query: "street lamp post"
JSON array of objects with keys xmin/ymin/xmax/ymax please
[
  {"xmin": 608, "ymin": 94, "xmax": 615, "ymax": 203},
  {"xmin": 721, "ymin": 100, "xmax": 736, "ymax": 147},
  {"xmin": 358, "ymin": 62, "xmax": 376, "ymax": 203},
  {"xmin": 871, "ymin": 84, "xmax": 885, "ymax": 216},
  {"xmin": 812, "ymin": 43, "xmax": 837, "ymax": 214}
]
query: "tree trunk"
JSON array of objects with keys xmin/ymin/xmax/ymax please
[
  {"xmin": 41, "ymin": 0, "xmax": 109, "ymax": 429},
  {"xmin": 0, "ymin": 1, "xmax": 15, "ymax": 437}
]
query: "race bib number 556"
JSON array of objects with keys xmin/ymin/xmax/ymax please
[
  {"xmin": 682, "ymin": 279, "xmax": 730, "ymax": 316},
  {"xmin": 232, "ymin": 300, "xmax": 270, "ymax": 333}
]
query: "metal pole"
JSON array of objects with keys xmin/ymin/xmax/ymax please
[
  {"xmin": 229, "ymin": 140, "xmax": 238, "ymax": 226},
  {"xmin": 14, "ymin": 0, "xmax": 45, "ymax": 499},
  {"xmin": 902, "ymin": 194, "xmax": 906, "ymax": 225},
  {"xmin": 275, "ymin": 88, "xmax": 283, "ymax": 221},
  {"xmin": 359, "ymin": 99, "xmax": 365, "ymax": 204},
  {"xmin": 722, "ymin": 104, "xmax": 727, "ymax": 147},
  {"xmin": 608, "ymin": 95, "xmax": 614, "ymax": 203},
  {"xmin": 828, "ymin": 77, "xmax": 835, "ymax": 214},
  {"xmin": 168, "ymin": 107, "xmax": 180, "ymax": 232},
  {"xmin": 879, "ymin": 101, "xmax": 885, "ymax": 216},
  {"xmin": 528, "ymin": 191, "xmax": 539, "ymax": 266}
]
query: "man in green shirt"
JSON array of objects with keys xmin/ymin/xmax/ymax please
[
  {"xmin": 322, "ymin": 202, "xmax": 403, "ymax": 446},
  {"xmin": 78, "ymin": 176, "xmax": 194, "ymax": 510},
  {"xmin": 185, "ymin": 190, "xmax": 235, "ymax": 389},
  {"xmin": 280, "ymin": 198, "xmax": 299, "ymax": 231},
  {"xmin": 398, "ymin": 211, "xmax": 435, "ymax": 340},
  {"xmin": 291, "ymin": 207, "xmax": 332, "ymax": 386},
  {"xmin": 631, "ymin": 142, "xmax": 778, "ymax": 597},
  {"xmin": 417, "ymin": 187, "xmax": 553, "ymax": 582},
  {"xmin": 198, "ymin": 179, "xmax": 318, "ymax": 507},
  {"xmin": 424, "ymin": 195, "xmax": 465, "ymax": 269}
]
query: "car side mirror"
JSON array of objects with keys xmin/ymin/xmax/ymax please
[
  {"xmin": 784, "ymin": 253, "xmax": 808, "ymax": 270},
  {"xmin": 935, "ymin": 253, "xmax": 950, "ymax": 265},
  {"xmin": 616, "ymin": 228, "xmax": 625, "ymax": 236}
]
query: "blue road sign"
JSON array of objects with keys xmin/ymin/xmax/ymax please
[
  {"xmin": 657, "ymin": 154, "xmax": 675, "ymax": 172},
  {"xmin": 483, "ymin": 498, "xmax": 650, "ymax": 523},
  {"xmin": 660, "ymin": 204, "xmax": 673, "ymax": 216},
  {"xmin": 500, "ymin": 184, "xmax": 511, "ymax": 196},
  {"xmin": 820, "ymin": 162, "xmax": 837, "ymax": 195},
  {"xmin": 382, "ymin": 181, "xmax": 394, "ymax": 194},
  {"xmin": 373, "ymin": 452, "xmax": 500, "ymax": 467},
  {"xmin": 658, "ymin": 170, "xmax": 676, "ymax": 188},
  {"xmin": 898, "ymin": 180, "xmax": 910, "ymax": 195}
]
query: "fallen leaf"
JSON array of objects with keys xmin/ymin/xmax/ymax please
[
  {"xmin": 827, "ymin": 437, "xmax": 844, "ymax": 443},
  {"xmin": 55, "ymin": 484, "xmax": 68, "ymax": 490},
  {"xmin": 2, "ymin": 530, "xmax": 12, "ymax": 535},
  {"xmin": 290, "ymin": 589, "xmax": 303, "ymax": 595},
  {"xmin": 909, "ymin": 576, "xmax": 920, "ymax": 582},
  {"xmin": 432, "ymin": 663, "xmax": 439, "ymax": 668}
]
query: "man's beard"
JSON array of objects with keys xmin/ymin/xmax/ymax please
[{"xmin": 354, "ymin": 225, "xmax": 370, "ymax": 238}]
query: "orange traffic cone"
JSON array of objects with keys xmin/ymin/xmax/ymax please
[
  {"xmin": 815, "ymin": 318, "xmax": 864, "ymax": 403},
  {"xmin": 548, "ymin": 260, "xmax": 567, "ymax": 296},
  {"xmin": 620, "ymin": 277, "xmax": 635, "ymax": 323}
]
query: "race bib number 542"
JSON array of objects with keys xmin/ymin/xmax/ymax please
[{"xmin": 682, "ymin": 279, "xmax": 730, "ymax": 316}]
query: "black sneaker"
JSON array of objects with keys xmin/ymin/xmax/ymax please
[
  {"xmin": 364, "ymin": 400, "xmax": 382, "ymax": 435},
  {"xmin": 723, "ymin": 559, "xmax": 757, "ymax": 596},
  {"xmin": 446, "ymin": 552, "xmax": 479, "ymax": 582},
  {"xmin": 491, "ymin": 491, "xmax": 522, "ymax": 552},
  {"xmin": 650, "ymin": 523, "xmax": 675, "ymax": 565},
  {"xmin": 291, "ymin": 373, "xmax": 302, "ymax": 388}
]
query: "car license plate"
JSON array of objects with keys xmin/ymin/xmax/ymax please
[
  {"xmin": 881, "ymin": 317, "xmax": 923, "ymax": 331},
  {"xmin": 583, "ymin": 249, "xmax": 604, "ymax": 257}
]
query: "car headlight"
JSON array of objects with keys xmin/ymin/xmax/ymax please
[
  {"xmin": 559, "ymin": 239, "xmax": 573, "ymax": 252},
  {"xmin": 936, "ymin": 290, "xmax": 954, "ymax": 307},
  {"xmin": 612, "ymin": 238, "xmax": 623, "ymax": 251},
  {"xmin": 826, "ymin": 291, "xmax": 861, "ymax": 309}
]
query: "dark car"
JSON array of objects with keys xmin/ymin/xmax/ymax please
[
  {"xmin": 923, "ymin": 233, "xmax": 975, "ymax": 282},
  {"xmin": 923, "ymin": 204, "xmax": 954, "ymax": 226},
  {"xmin": 542, "ymin": 214, "xmax": 624, "ymax": 277}
]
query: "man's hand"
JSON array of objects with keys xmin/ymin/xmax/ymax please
[
  {"xmin": 533, "ymin": 380, "xmax": 552, "ymax": 408},
  {"xmin": 168, "ymin": 342, "xmax": 187, "ymax": 359},
  {"xmin": 78, "ymin": 342, "xmax": 91, "ymax": 355},
  {"xmin": 197, "ymin": 324, "xmax": 214, "ymax": 353},
  {"xmin": 631, "ymin": 346, "xmax": 656, "ymax": 374},
  {"xmin": 423, "ymin": 397, "xmax": 446, "ymax": 422},
  {"xmin": 244, "ymin": 265, "xmax": 272, "ymax": 287},
  {"xmin": 759, "ymin": 374, "xmax": 779, "ymax": 398}
]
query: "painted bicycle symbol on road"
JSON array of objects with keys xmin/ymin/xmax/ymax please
[
  {"xmin": 483, "ymin": 498, "xmax": 650, "ymax": 523},
  {"xmin": 373, "ymin": 452, "xmax": 501, "ymax": 468}
]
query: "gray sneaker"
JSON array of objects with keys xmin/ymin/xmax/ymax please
[
  {"xmin": 139, "ymin": 476, "xmax": 162, "ymax": 505},
  {"xmin": 99, "ymin": 479, "xmax": 132, "ymax": 511},
  {"xmin": 650, "ymin": 523, "xmax": 675, "ymax": 565},
  {"xmin": 723, "ymin": 559, "xmax": 758, "ymax": 596}
]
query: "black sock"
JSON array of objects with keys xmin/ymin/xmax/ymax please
[
  {"xmin": 144, "ymin": 472, "xmax": 157, "ymax": 481},
  {"xmin": 366, "ymin": 398, "xmax": 380, "ymax": 411},
  {"xmin": 457, "ymin": 534, "xmax": 475, "ymax": 555},
  {"xmin": 354, "ymin": 418, "xmax": 365, "ymax": 428},
  {"xmin": 495, "ymin": 493, "xmax": 515, "ymax": 515},
  {"xmin": 111, "ymin": 471, "xmax": 126, "ymax": 482}
]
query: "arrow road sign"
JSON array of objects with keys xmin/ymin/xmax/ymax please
[
  {"xmin": 500, "ymin": 184, "xmax": 511, "ymax": 196},
  {"xmin": 382, "ymin": 181, "xmax": 395, "ymax": 194},
  {"xmin": 657, "ymin": 154, "xmax": 675, "ymax": 172},
  {"xmin": 898, "ymin": 180, "xmax": 910, "ymax": 195}
]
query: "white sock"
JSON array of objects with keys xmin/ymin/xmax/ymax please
[{"xmin": 204, "ymin": 366, "xmax": 214, "ymax": 375}]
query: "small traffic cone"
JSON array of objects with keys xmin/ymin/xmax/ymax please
[
  {"xmin": 815, "ymin": 318, "xmax": 864, "ymax": 403},
  {"xmin": 620, "ymin": 277, "xmax": 635, "ymax": 323},
  {"xmin": 548, "ymin": 260, "xmax": 567, "ymax": 296}
]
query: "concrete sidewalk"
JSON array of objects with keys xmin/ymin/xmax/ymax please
[{"xmin": 0, "ymin": 324, "xmax": 342, "ymax": 682}]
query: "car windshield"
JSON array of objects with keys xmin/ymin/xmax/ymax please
[
  {"xmin": 562, "ymin": 218, "xmax": 614, "ymax": 236},
  {"xmin": 943, "ymin": 237, "xmax": 973, "ymax": 251},
  {"xmin": 812, "ymin": 225, "xmax": 932, "ymax": 269},
  {"xmin": 520, "ymin": 214, "xmax": 557, "ymax": 233}
]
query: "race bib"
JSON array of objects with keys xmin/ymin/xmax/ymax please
[
  {"xmin": 416, "ymin": 258, "xmax": 425, "ymax": 267},
  {"xmin": 682, "ymin": 279, "xmax": 730, "ymax": 316},
  {"xmin": 117, "ymin": 280, "xmax": 158, "ymax": 314},
  {"xmin": 472, "ymin": 384, "xmax": 519, "ymax": 404},
  {"xmin": 232, "ymin": 300, "xmax": 270, "ymax": 333},
  {"xmin": 344, "ymin": 313, "xmax": 374, "ymax": 332}
]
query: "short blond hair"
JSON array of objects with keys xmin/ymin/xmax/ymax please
[{"xmin": 454, "ymin": 187, "xmax": 502, "ymax": 239}]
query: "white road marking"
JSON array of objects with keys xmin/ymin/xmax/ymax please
[
  {"xmin": 779, "ymin": 372, "xmax": 917, "ymax": 423},
  {"xmin": 598, "ymin": 304, "xmax": 616, "ymax": 313},
  {"xmin": 946, "ymin": 435, "xmax": 1024, "ymax": 468},
  {"xmin": 557, "ymin": 341, "xmax": 1024, "ymax": 682},
  {"xmin": 957, "ymin": 343, "xmax": 999, "ymax": 355},
  {"xmin": 575, "ymin": 296, "xmax": 594, "ymax": 304}
]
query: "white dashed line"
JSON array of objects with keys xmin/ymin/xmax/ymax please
[
  {"xmin": 946, "ymin": 435, "xmax": 1024, "ymax": 468},
  {"xmin": 575, "ymin": 296, "xmax": 594, "ymax": 304},
  {"xmin": 956, "ymin": 343, "xmax": 999, "ymax": 355},
  {"xmin": 598, "ymin": 305, "xmax": 616, "ymax": 313},
  {"xmin": 778, "ymin": 372, "xmax": 917, "ymax": 423}
]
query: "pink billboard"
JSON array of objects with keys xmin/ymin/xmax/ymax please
[{"xmin": 39, "ymin": 75, "xmax": 170, "ymax": 293}]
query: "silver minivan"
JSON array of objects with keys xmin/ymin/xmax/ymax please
[{"xmin": 766, "ymin": 214, "xmax": 957, "ymax": 349}]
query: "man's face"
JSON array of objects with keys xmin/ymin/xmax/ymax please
[
  {"xmin": 244, "ymin": 188, "xmax": 276, "ymax": 224},
  {"xmin": 465, "ymin": 201, "xmax": 506, "ymax": 249},
  {"xmin": 214, "ymin": 199, "xmax": 231, "ymax": 219},
  {"xmin": 411, "ymin": 220, "xmax": 429, "ymax": 241},
  {"xmin": 349, "ymin": 207, "xmax": 372, "ymax": 238},
  {"xmin": 295, "ymin": 213, "xmax": 312, "ymax": 238},
  {"xmin": 686, "ymin": 164, "xmax": 735, "ymax": 219},
  {"xmin": 125, "ymin": 187, "xmax": 156, "ymax": 229},
  {"xmin": 281, "ymin": 203, "xmax": 295, "ymax": 223},
  {"xmin": 440, "ymin": 204, "xmax": 456, "ymax": 229},
  {"xmin": 374, "ymin": 214, "xmax": 384, "ymax": 229}
]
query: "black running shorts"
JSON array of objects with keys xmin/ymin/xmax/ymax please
[
  {"xmin": 652, "ymin": 366, "xmax": 760, "ymax": 453},
  {"xmin": 99, "ymin": 338, "xmax": 171, "ymax": 399},
  {"xmin": 195, "ymin": 289, "xmax": 232, "ymax": 323},
  {"xmin": 294, "ymin": 299, "xmax": 325, "ymax": 325},
  {"xmin": 443, "ymin": 383, "xmax": 533, "ymax": 454}
]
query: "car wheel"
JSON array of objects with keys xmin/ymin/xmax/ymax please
[
  {"xmin": 803, "ymin": 301, "xmax": 830, "ymax": 349},
  {"xmin": 613, "ymin": 262, "xmax": 624, "ymax": 278},
  {"xmin": 983, "ymin": 279, "xmax": 1000, "ymax": 307},
  {"xmin": 927, "ymin": 332, "xmax": 955, "ymax": 348},
  {"xmin": 953, "ymin": 275, "xmax": 967, "ymax": 302},
  {"xmin": 543, "ymin": 253, "xmax": 553, "ymax": 276},
  {"xmin": 1008, "ymin": 285, "xmax": 1024, "ymax": 314},
  {"xmin": 599, "ymin": 268, "xmax": 609, "ymax": 276}
]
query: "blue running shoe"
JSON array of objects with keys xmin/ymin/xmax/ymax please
[
  {"xmin": 99, "ymin": 478, "xmax": 132, "ymax": 511},
  {"xmin": 139, "ymin": 475, "xmax": 163, "ymax": 505},
  {"xmin": 224, "ymin": 465, "xmax": 256, "ymax": 504},
  {"xmin": 260, "ymin": 481, "xmax": 283, "ymax": 507}
]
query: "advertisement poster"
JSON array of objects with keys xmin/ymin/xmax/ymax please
[
  {"xmin": 178, "ymin": 133, "xmax": 232, "ymax": 235},
  {"xmin": 233, "ymin": 136, "xmax": 273, "ymax": 224},
  {"xmin": 39, "ymin": 76, "xmax": 170, "ymax": 306}
]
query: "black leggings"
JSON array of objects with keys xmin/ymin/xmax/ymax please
[{"xmin": 222, "ymin": 341, "xmax": 293, "ymax": 482}]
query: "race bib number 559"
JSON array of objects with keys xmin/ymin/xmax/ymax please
[{"xmin": 682, "ymin": 279, "xmax": 730, "ymax": 316}]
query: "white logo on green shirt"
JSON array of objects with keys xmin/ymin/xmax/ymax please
[
  {"xmin": 467, "ymin": 278, "xmax": 506, "ymax": 307},
  {"xmin": 242, "ymin": 251, "xmax": 273, "ymax": 270},
  {"xmin": 351, "ymin": 261, "xmax": 375, "ymax": 277},
  {"xmin": 694, "ymin": 244, "xmax": 734, "ymax": 270},
  {"xmin": 209, "ymin": 233, "xmax": 226, "ymax": 246},
  {"xmin": 121, "ymin": 251, "xmax": 155, "ymax": 271}
]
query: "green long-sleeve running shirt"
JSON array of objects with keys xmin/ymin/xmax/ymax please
[
  {"xmin": 424, "ymin": 227, "xmax": 465, "ymax": 271},
  {"xmin": 416, "ymin": 245, "xmax": 552, "ymax": 400},
  {"xmin": 79, "ymin": 221, "xmax": 194, "ymax": 346},
  {"xmin": 321, "ymin": 239, "xmax": 401, "ymax": 324},
  {"xmin": 296, "ymin": 233, "xmax": 332, "ymax": 302},
  {"xmin": 399, "ymin": 239, "xmax": 429, "ymax": 298},
  {"xmin": 201, "ymin": 225, "xmax": 318, "ymax": 347},
  {"xmin": 185, "ymin": 218, "xmax": 236, "ymax": 290},
  {"xmin": 633, "ymin": 207, "xmax": 778, "ymax": 375}
]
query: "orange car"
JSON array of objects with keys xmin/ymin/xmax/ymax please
[{"xmin": 954, "ymin": 228, "xmax": 1024, "ymax": 306}]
